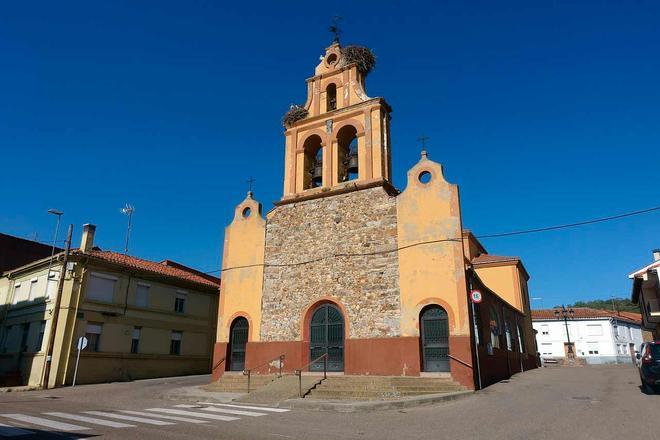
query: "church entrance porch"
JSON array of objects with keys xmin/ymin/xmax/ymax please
[
  {"xmin": 309, "ymin": 304, "xmax": 344, "ymax": 372},
  {"xmin": 420, "ymin": 305, "xmax": 450, "ymax": 372}
]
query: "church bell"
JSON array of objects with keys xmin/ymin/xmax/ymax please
[
  {"xmin": 311, "ymin": 157, "xmax": 323, "ymax": 187},
  {"xmin": 346, "ymin": 149, "xmax": 359, "ymax": 175}
]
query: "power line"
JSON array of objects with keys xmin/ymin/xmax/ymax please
[
  {"xmin": 476, "ymin": 205, "xmax": 660, "ymax": 239},
  {"xmin": 206, "ymin": 203, "xmax": 660, "ymax": 274}
]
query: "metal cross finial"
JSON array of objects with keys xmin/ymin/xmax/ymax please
[
  {"xmin": 329, "ymin": 16, "xmax": 342, "ymax": 43},
  {"xmin": 247, "ymin": 176, "xmax": 256, "ymax": 193},
  {"xmin": 418, "ymin": 135, "xmax": 430, "ymax": 149}
]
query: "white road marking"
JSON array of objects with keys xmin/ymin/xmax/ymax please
[
  {"xmin": 44, "ymin": 412, "xmax": 135, "ymax": 428},
  {"xmin": 0, "ymin": 414, "xmax": 90, "ymax": 431},
  {"xmin": 175, "ymin": 404, "xmax": 265, "ymax": 417},
  {"xmin": 119, "ymin": 410, "xmax": 209, "ymax": 424},
  {"xmin": 0, "ymin": 422, "xmax": 33, "ymax": 437},
  {"xmin": 145, "ymin": 408, "xmax": 239, "ymax": 422},
  {"xmin": 83, "ymin": 411, "xmax": 175, "ymax": 426},
  {"xmin": 197, "ymin": 402, "xmax": 290, "ymax": 413}
]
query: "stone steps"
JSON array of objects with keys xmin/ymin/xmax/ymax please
[
  {"xmin": 322, "ymin": 377, "xmax": 457, "ymax": 385},
  {"xmin": 207, "ymin": 374, "xmax": 278, "ymax": 392},
  {"xmin": 305, "ymin": 375, "xmax": 467, "ymax": 400}
]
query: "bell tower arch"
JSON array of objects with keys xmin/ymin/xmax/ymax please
[{"xmin": 281, "ymin": 42, "xmax": 393, "ymax": 202}]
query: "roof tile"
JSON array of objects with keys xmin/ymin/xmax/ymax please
[{"xmin": 81, "ymin": 250, "xmax": 220, "ymax": 289}]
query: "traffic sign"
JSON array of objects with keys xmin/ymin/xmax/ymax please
[
  {"xmin": 77, "ymin": 336, "xmax": 88, "ymax": 351},
  {"xmin": 470, "ymin": 290, "xmax": 483, "ymax": 303}
]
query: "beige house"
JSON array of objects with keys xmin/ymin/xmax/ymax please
[{"xmin": 0, "ymin": 224, "xmax": 220, "ymax": 387}]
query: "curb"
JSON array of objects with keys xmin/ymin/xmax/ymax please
[
  {"xmin": 163, "ymin": 386, "xmax": 245, "ymax": 404},
  {"xmin": 278, "ymin": 390, "xmax": 474, "ymax": 412}
]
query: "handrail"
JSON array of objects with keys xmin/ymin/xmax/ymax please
[
  {"xmin": 294, "ymin": 353, "xmax": 328, "ymax": 398},
  {"xmin": 242, "ymin": 354, "xmax": 285, "ymax": 393},
  {"xmin": 448, "ymin": 354, "xmax": 472, "ymax": 369},
  {"xmin": 212, "ymin": 357, "xmax": 226, "ymax": 372}
]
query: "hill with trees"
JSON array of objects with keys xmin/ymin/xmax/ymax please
[{"xmin": 559, "ymin": 297, "xmax": 640, "ymax": 313}]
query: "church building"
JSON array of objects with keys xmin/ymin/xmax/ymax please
[{"xmin": 213, "ymin": 40, "xmax": 538, "ymax": 390}]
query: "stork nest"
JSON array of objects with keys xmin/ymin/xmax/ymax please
[
  {"xmin": 340, "ymin": 45, "xmax": 376, "ymax": 75},
  {"xmin": 282, "ymin": 104, "xmax": 308, "ymax": 127}
]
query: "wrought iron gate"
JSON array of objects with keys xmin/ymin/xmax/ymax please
[
  {"xmin": 309, "ymin": 304, "xmax": 344, "ymax": 372},
  {"xmin": 421, "ymin": 306, "xmax": 450, "ymax": 372},
  {"xmin": 229, "ymin": 317, "xmax": 248, "ymax": 371}
]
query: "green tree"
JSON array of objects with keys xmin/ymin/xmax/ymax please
[{"xmin": 556, "ymin": 297, "xmax": 640, "ymax": 313}]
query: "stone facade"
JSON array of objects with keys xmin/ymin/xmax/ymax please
[{"xmin": 261, "ymin": 186, "xmax": 401, "ymax": 341}]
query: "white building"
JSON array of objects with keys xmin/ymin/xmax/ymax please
[{"xmin": 532, "ymin": 308, "xmax": 644, "ymax": 364}]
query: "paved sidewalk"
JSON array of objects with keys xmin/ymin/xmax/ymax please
[{"xmin": 165, "ymin": 381, "xmax": 473, "ymax": 411}]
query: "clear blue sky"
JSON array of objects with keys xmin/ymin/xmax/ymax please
[{"xmin": 1, "ymin": 1, "xmax": 658, "ymax": 308}]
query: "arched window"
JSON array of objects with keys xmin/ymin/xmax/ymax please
[
  {"xmin": 517, "ymin": 320, "xmax": 526, "ymax": 353},
  {"xmin": 504, "ymin": 318, "xmax": 513, "ymax": 351},
  {"xmin": 337, "ymin": 125, "xmax": 358, "ymax": 182},
  {"xmin": 302, "ymin": 135, "xmax": 323, "ymax": 189},
  {"xmin": 326, "ymin": 83, "xmax": 337, "ymax": 112},
  {"xmin": 489, "ymin": 306, "xmax": 501, "ymax": 349}
]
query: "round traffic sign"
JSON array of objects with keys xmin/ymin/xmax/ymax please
[{"xmin": 470, "ymin": 290, "xmax": 483, "ymax": 303}]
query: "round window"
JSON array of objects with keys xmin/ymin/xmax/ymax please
[
  {"xmin": 242, "ymin": 207, "xmax": 251, "ymax": 218},
  {"xmin": 418, "ymin": 171, "xmax": 432, "ymax": 184},
  {"xmin": 326, "ymin": 53, "xmax": 338, "ymax": 65}
]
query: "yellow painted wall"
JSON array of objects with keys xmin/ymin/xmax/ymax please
[
  {"xmin": 1, "ymin": 253, "xmax": 218, "ymax": 387},
  {"xmin": 397, "ymin": 154, "xmax": 470, "ymax": 337},
  {"xmin": 475, "ymin": 263, "xmax": 536, "ymax": 352},
  {"xmin": 217, "ymin": 193, "xmax": 266, "ymax": 343},
  {"xmin": 475, "ymin": 265, "xmax": 522, "ymax": 311}
]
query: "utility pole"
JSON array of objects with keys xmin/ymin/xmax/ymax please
[
  {"xmin": 41, "ymin": 224, "xmax": 73, "ymax": 389},
  {"xmin": 554, "ymin": 305, "xmax": 575, "ymax": 359}
]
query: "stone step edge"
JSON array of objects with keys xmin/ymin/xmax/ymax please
[
  {"xmin": 310, "ymin": 389, "xmax": 466, "ymax": 395},
  {"xmin": 308, "ymin": 390, "xmax": 462, "ymax": 396},
  {"xmin": 279, "ymin": 390, "xmax": 474, "ymax": 412}
]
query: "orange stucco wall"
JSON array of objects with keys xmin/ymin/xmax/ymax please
[
  {"xmin": 216, "ymin": 194, "xmax": 265, "ymax": 345},
  {"xmin": 396, "ymin": 154, "xmax": 470, "ymax": 339},
  {"xmin": 475, "ymin": 264, "xmax": 523, "ymax": 312}
]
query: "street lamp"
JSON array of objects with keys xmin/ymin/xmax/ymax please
[
  {"xmin": 44, "ymin": 209, "xmax": 63, "ymax": 298},
  {"xmin": 554, "ymin": 305, "xmax": 575, "ymax": 358}
]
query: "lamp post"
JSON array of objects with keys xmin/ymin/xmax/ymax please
[
  {"xmin": 554, "ymin": 305, "xmax": 575, "ymax": 358},
  {"xmin": 44, "ymin": 209, "xmax": 63, "ymax": 297}
]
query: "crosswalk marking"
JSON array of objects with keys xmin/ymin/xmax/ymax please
[
  {"xmin": 197, "ymin": 402, "xmax": 290, "ymax": 413},
  {"xmin": 0, "ymin": 422, "xmax": 33, "ymax": 437},
  {"xmin": 83, "ymin": 411, "xmax": 175, "ymax": 426},
  {"xmin": 0, "ymin": 414, "xmax": 90, "ymax": 431},
  {"xmin": 119, "ymin": 410, "xmax": 209, "ymax": 424},
  {"xmin": 175, "ymin": 404, "xmax": 266, "ymax": 417},
  {"xmin": 44, "ymin": 412, "xmax": 135, "ymax": 428},
  {"xmin": 145, "ymin": 408, "xmax": 239, "ymax": 422}
]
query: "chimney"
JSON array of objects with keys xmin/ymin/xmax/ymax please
[
  {"xmin": 653, "ymin": 249, "xmax": 660, "ymax": 262},
  {"xmin": 81, "ymin": 224, "xmax": 96, "ymax": 253}
]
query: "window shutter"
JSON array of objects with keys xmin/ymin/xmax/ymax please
[
  {"xmin": 86, "ymin": 323, "xmax": 103, "ymax": 334},
  {"xmin": 135, "ymin": 284, "xmax": 149, "ymax": 308},
  {"xmin": 87, "ymin": 274, "xmax": 116, "ymax": 303}
]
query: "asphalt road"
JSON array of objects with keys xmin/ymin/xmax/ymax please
[{"xmin": 0, "ymin": 364, "xmax": 656, "ymax": 439}]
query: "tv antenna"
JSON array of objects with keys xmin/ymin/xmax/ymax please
[{"xmin": 120, "ymin": 204, "xmax": 135, "ymax": 254}]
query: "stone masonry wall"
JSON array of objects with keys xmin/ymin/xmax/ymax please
[{"xmin": 261, "ymin": 186, "xmax": 401, "ymax": 341}]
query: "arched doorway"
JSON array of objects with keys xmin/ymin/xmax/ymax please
[
  {"xmin": 309, "ymin": 304, "xmax": 344, "ymax": 372},
  {"xmin": 228, "ymin": 317, "xmax": 248, "ymax": 371},
  {"xmin": 420, "ymin": 305, "xmax": 450, "ymax": 372}
]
